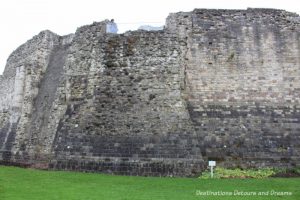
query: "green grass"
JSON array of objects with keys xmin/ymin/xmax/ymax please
[{"xmin": 0, "ymin": 166, "xmax": 299, "ymax": 200}]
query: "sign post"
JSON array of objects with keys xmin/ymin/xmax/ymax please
[{"xmin": 208, "ymin": 161, "xmax": 216, "ymax": 178}]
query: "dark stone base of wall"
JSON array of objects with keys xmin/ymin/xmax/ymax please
[
  {"xmin": 48, "ymin": 158, "xmax": 204, "ymax": 177},
  {"xmin": 1, "ymin": 150, "xmax": 299, "ymax": 177},
  {"xmin": 0, "ymin": 150, "xmax": 204, "ymax": 177}
]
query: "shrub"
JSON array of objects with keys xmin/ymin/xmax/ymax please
[
  {"xmin": 199, "ymin": 167, "xmax": 275, "ymax": 179},
  {"xmin": 272, "ymin": 167, "xmax": 300, "ymax": 177}
]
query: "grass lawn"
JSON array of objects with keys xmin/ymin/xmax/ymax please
[{"xmin": 0, "ymin": 166, "xmax": 299, "ymax": 200}]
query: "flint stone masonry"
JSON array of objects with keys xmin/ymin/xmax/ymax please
[{"xmin": 0, "ymin": 8, "xmax": 300, "ymax": 176}]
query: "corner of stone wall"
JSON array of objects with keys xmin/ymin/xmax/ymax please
[{"xmin": 0, "ymin": 29, "xmax": 64, "ymax": 164}]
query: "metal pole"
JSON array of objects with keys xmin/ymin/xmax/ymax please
[{"xmin": 210, "ymin": 166, "xmax": 213, "ymax": 178}]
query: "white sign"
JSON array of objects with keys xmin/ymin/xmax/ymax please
[{"xmin": 208, "ymin": 161, "xmax": 216, "ymax": 167}]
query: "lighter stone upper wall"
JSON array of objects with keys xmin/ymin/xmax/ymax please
[{"xmin": 166, "ymin": 8, "xmax": 300, "ymax": 105}]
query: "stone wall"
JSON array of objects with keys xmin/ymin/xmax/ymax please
[
  {"xmin": 0, "ymin": 31, "xmax": 71, "ymax": 164},
  {"xmin": 0, "ymin": 8, "xmax": 299, "ymax": 176},
  {"xmin": 166, "ymin": 8, "xmax": 300, "ymax": 168},
  {"xmin": 49, "ymin": 23, "xmax": 202, "ymax": 176}
]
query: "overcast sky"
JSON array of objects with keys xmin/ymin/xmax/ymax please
[{"xmin": 1, "ymin": 0, "xmax": 300, "ymax": 74}]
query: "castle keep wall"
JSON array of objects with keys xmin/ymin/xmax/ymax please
[
  {"xmin": 0, "ymin": 9, "xmax": 299, "ymax": 176},
  {"xmin": 49, "ymin": 23, "xmax": 202, "ymax": 176},
  {"xmin": 167, "ymin": 9, "xmax": 300, "ymax": 168}
]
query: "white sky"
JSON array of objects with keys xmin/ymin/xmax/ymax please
[{"xmin": 1, "ymin": 0, "xmax": 300, "ymax": 74}]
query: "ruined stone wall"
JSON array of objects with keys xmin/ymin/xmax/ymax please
[
  {"xmin": 167, "ymin": 8, "xmax": 300, "ymax": 168},
  {"xmin": 0, "ymin": 31, "xmax": 72, "ymax": 163},
  {"xmin": 0, "ymin": 8, "xmax": 299, "ymax": 176},
  {"xmin": 49, "ymin": 23, "xmax": 202, "ymax": 176}
]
